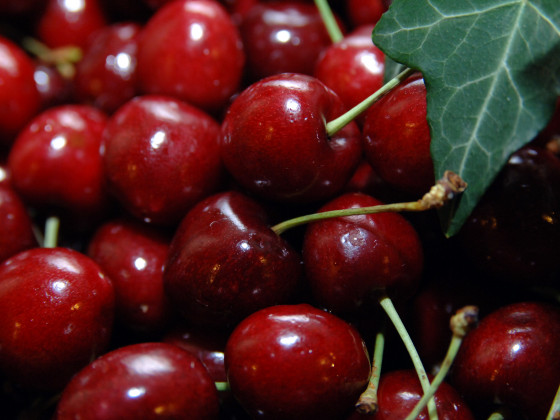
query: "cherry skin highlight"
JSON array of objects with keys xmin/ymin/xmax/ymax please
[
  {"xmin": 225, "ymin": 304, "xmax": 371, "ymax": 420},
  {"xmin": 221, "ymin": 73, "xmax": 362, "ymax": 203}
]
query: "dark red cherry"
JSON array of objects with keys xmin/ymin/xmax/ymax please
[
  {"xmin": 55, "ymin": 342, "xmax": 220, "ymax": 419},
  {"xmin": 163, "ymin": 191, "xmax": 303, "ymax": 328},
  {"xmin": 346, "ymin": 0, "xmax": 388, "ymax": 28},
  {"xmin": 0, "ymin": 35, "xmax": 41, "ymax": 147},
  {"xmin": 302, "ymin": 192, "xmax": 423, "ymax": 314},
  {"xmin": 225, "ymin": 303, "xmax": 371, "ymax": 420},
  {"xmin": 33, "ymin": 62, "xmax": 74, "ymax": 110},
  {"xmin": 87, "ymin": 218, "xmax": 172, "ymax": 333},
  {"xmin": 102, "ymin": 95, "xmax": 223, "ymax": 225},
  {"xmin": 239, "ymin": 2, "xmax": 343, "ymax": 82},
  {"xmin": 7, "ymin": 104, "xmax": 110, "ymax": 216},
  {"xmin": 221, "ymin": 73, "xmax": 362, "ymax": 203},
  {"xmin": 35, "ymin": 0, "xmax": 108, "ymax": 49},
  {"xmin": 74, "ymin": 22, "xmax": 141, "ymax": 114},
  {"xmin": 137, "ymin": 0, "xmax": 245, "ymax": 114},
  {"xmin": 0, "ymin": 247, "xmax": 114, "ymax": 391},
  {"xmin": 0, "ymin": 185, "xmax": 38, "ymax": 264},
  {"xmin": 362, "ymin": 72, "xmax": 435, "ymax": 196},
  {"xmin": 358, "ymin": 370, "xmax": 475, "ymax": 420},
  {"xmin": 314, "ymin": 25, "xmax": 385, "ymax": 120},
  {"xmin": 451, "ymin": 301, "xmax": 560, "ymax": 420},
  {"xmin": 458, "ymin": 146, "xmax": 560, "ymax": 286}
]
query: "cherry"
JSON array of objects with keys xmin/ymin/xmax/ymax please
[
  {"xmin": 349, "ymin": 370, "xmax": 474, "ymax": 419},
  {"xmin": 225, "ymin": 303, "xmax": 371, "ymax": 419},
  {"xmin": 221, "ymin": 73, "xmax": 362, "ymax": 203},
  {"xmin": 239, "ymin": 2, "xmax": 344, "ymax": 82},
  {"xmin": 7, "ymin": 104, "xmax": 110, "ymax": 217},
  {"xmin": 74, "ymin": 22, "xmax": 141, "ymax": 114},
  {"xmin": 451, "ymin": 301, "xmax": 560, "ymax": 420},
  {"xmin": 0, "ymin": 185, "xmax": 38, "ymax": 264},
  {"xmin": 314, "ymin": 25, "xmax": 385, "ymax": 120},
  {"xmin": 458, "ymin": 145, "xmax": 560, "ymax": 286},
  {"xmin": 163, "ymin": 191, "xmax": 303, "ymax": 328},
  {"xmin": 362, "ymin": 72, "xmax": 435, "ymax": 196},
  {"xmin": 345, "ymin": 0, "xmax": 388, "ymax": 28},
  {"xmin": 136, "ymin": 0, "xmax": 245, "ymax": 114},
  {"xmin": 33, "ymin": 62, "xmax": 74, "ymax": 110},
  {"xmin": 0, "ymin": 35, "xmax": 41, "ymax": 147},
  {"xmin": 0, "ymin": 247, "xmax": 114, "ymax": 391},
  {"xmin": 102, "ymin": 94, "xmax": 223, "ymax": 225},
  {"xmin": 87, "ymin": 218, "xmax": 173, "ymax": 333},
  {"xmin": 55, "ymin": 342, "xmax": 220, "ymax": 419},
  {"xmin": 302, "ymin": 192, "xmax": 423, "ymax": 315},
  {"xmin": 35, "ymin": 0, "xmax": 108, "ymax": 50}
]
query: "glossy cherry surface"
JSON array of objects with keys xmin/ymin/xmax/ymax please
[
  {"xmin": 314, "ymin": 25, "xmax": 385, "ymax": 118},
  {"xmin": 163, "ymin": 191, "xmax": 303, "ymax": 328},
  {"xmin": 362, "ymin": 72, "xmax": 434, "ymax": 196},
  {"xmin": 239, "ymin": 2, "xmax": 342, "ymax": 82},
  {"xmin": 458, "ymin": 146, "xmax": 560, "ymax": 286},
  {"xmin": 7, "ymin": 104, "xmax": 109, "ymax": 215},
  {"xmin": 55, "ymin": 342, "xmax": 220, "ymax": 420},
  {"xmin": 35, "ymin": 0, "xmax": 108, "ymax": 49},
  {"xmin": 451, "ymin": 301, "xmax": 560, "ymax": 420},
  {"xmin": 136, "ymin": 0, "xmax": 245, "ymax": 114},
  {"xmin": 0, "ymin": 35, "xmax": 41, "ymax": 147},
  {"xmin": 221, "ymin": 73, "xmax": 362, "ymax": 203},
  {"xmin": 74, "ymin": 22, "xmax": 141, "ymax": 114},
  {"xmin": 303, "ymin": 192, "xmax": 423, "ymax": 314},
  {"xmin": 0, "ymin": 185, "xmax": 37, "ymax": 264},
  {"xmin": 225, "ymin": 303, "xmax": 371, "ymax": 420},
  {"xmin": 346, "ymin": 0, "xmax": 388, "ymax": 28},
  {"xmin": 33, "ymin": 62, "xmax": 74, "ymax": 110},
  {"xmin": 87, "ymin": 218, "xmax": 172, "ymax": 333},
  {"xmin": 102, "ymin": 95, "xmax": 223, "ymax": 225},
  {"xmin": 363, "ymin": 370, "xmax": 475, "ymax": 420},
  {"xmin": 0, "ymin": 247, "xmax": 114, "ymax": 391}
]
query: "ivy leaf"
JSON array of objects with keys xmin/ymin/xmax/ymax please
[{"xmin": 372, "ymin": 0, "xmax": 560, "ymax": 236}]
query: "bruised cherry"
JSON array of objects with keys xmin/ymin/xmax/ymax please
[{"xmin": 225, "ymin": 303, "xmax": 371, "ymax": 419}]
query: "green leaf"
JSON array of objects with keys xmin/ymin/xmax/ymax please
[{"xmin": 372, "ymin": 0, "xmax": 560, "ymax": 236}]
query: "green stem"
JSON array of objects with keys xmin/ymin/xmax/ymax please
[
  {"xmin": 487, "ymin": 412, "xmax": 506, "ymax": 420},
  {"xmin": 314, "ymin": 0, "xmax": 343, "ymax": 43},
  {"xmin": 378, "ymin": 293, "xmax": 439, "ymax": 420},
  {"xmin": 356, "ymin": 321, "xmax": 386, "ymax": 414},
  {"xmin": 43, "ymin": 216, "xmax": 60, "ymax": 248},
  {"xmin": 215, "ymin": 381, "xmax": 230, "ymax": 392},
  {"xmin": 546, "ymin": 383, "xmax": 560, "ymax": 420},
  {"xmin": 326, "ymin": 67, "xmax": 415, "ymax": 137}
]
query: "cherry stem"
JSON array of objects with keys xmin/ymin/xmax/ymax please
[
  {"xmin": 404, "ymin": 306, "xmax": 479, "ymax": 420},
  {"xmin": 377, "ymin": 293, "xmax": 439, "ymax": 420},
  {"xmin": 215, "ymin": 381, "xmax": 230, "ymax": 392},
  {"xmin": 314, "ymin": 0, "xmax": 343, "ymax": 43},
  {"xmin": 326, "ymin": 67, "xmax": 416, "ymax": 137},
  {"xmin": 43, "ymin": 216, "xmax": 60, "ymax": 248},
  {"xmin": 487, "ymin": 413, "xmax": 506, "ymax": 420},
  {"xmin": 356, "ymin": 321, "xmax": 386, "ymax": 414},
  {"xmin": 271, "ymin": 171, "xmax": 467, "ymax": 235},
  {"xmin": 22, "ymin": 37, "xmax": 82, "ymax": 79},
  {"xmin": 546, "ymin": 383, "xmax": 560, "ymax": 420}
]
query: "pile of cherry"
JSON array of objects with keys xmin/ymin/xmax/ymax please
[{"xmin": 1, "ymin": 0, "xmax": 559, "ymax": 419}]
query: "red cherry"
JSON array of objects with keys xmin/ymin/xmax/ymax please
[
  {"xmin": 239, "ymin": 2, "xmax": 344, "ymax": 82},
  {"xmin": 362, "ymin": 72, "xmax": 435, "ymax": 196},
  {"xmin": 136, "ymin": 0, "xmax": 245, "ymax": 114},
  {"xmin": 225, "ymin": 303, "xmax": 371, "ymax": 419},
  {"xmin": 356, "ymin": 370, "xmax": 475, "ymax": 420},
  {"xmin": 0, "ymin": 35, "xmax": 41, "ymax": 147},
  {"xmin": 55, "ymin": 342, "xmax": 220, "ymax": 419},
  {"xmin": 451, "ymin": 301, "xmax": 560, "ymax": 420},
  {"xmin": 74, "ymin": 22, "xmax": 141, "ymax": 114},
  {"xmin": 314, "ymin": 25, "xmax": 385, "ymax": 120},
  {"xmin": 102, "ymin": 95, "xmax": 223, "ymax": 225},
  {"xmin": 221, "ymin": 73, "xmax": 362, "ymax": 203},
  {"xmin": 7, "ymin": 104, "xmax": 110, "ymax": 216},
  {"xmin": 87, "ymin": 218, "xmax": 172, "ymax": 333},
  {"xmin": 345, "ymin": 0, "xmax": 388, "ymax": 28},
  {"xmin": 0, "ymin": 247, "xmax": 114, "ymax": 391},
  {"xmin": 33, "ymin": 62, "xmax": 74, "ymax": 110},
  {"xmin": 0, "ymin": 185, "xmax": 38, "ymax": 264},
  {"xmin": 35, "ymin": 0, "xmax": 108, "ymax": 49},
  {"xmin": 163, "ymin": 191, "xmax": 303, "ymax": 328},
  {"xmin": 302, "ymin": 192, "xmax": 424, "ymax": 314}
]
